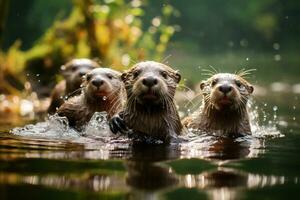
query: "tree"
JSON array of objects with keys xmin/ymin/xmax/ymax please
[{"xmin": 0, "ymin": 0, "xmax": 9, "ymax": 48}]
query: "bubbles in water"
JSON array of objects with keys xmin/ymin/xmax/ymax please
[
  {"xmin": 273, "ymin": 106, "xmax": 278, "ymax": 111},
  {"xmin": 246, "ymin": 57, "xmax": 249, "ymax": 61},
  {"xmin": 102, "ymin": 96, "xmax": 107, "ymax": 101}
]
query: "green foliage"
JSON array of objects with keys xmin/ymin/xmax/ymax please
[{"xmin": 0, "ymin": 0, "xmax": 176, "ymax": 94}]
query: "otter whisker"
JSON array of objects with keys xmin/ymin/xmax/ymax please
[
  {"xmin": 161, "ymin": 54, "xmax": 172, "ymax": 64},
  {"xmin": 66, "ymin": 87, "xmax": 83, "ymax": 99},
  {"xmin": 236, "ymin": 68, "xmax": 256, "ymax": 78}
]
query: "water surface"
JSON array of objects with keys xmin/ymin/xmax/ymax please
[{"xmin": 0, "ymin": 92, "xmax": 299, "ymax": 200}]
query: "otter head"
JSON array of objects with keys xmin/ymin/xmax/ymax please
[
  {"xmin": 200, "ymin": 73, "xmax": 254, "ymax": 111},
  {"xmin": 83, "ymin": 68, "xmax": 123, "ymax": 102},
  {"xmin": 61, "ymin": 58, "xmax": 100, "ymax": 92},
  {"xmin": 122, "ymin": 61, "xmax": 181, "ymax": 108}
]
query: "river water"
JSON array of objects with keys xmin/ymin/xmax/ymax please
[{"xmin": 0, "ymin": 91, "xmax": 299, "ymax": 200}]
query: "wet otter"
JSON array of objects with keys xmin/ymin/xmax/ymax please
[
  {"xmin": 182, "ymin": 73, "xmax": 254, "ymax": 136},
  {"xmin": 109, "ymin": 61, "xmax": 182, "ymax": 142},
  {"xmin": 56, "ymin": 68, "xmax": 126, "ymax": 130},
  {"xmin": 47, "ymin": 58, "xmax": 100, "ymax": 114}
]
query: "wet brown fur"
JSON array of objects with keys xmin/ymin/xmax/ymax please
[
  {"xmin": 120, "ymin": 61, "xmax": 182, "ymax": 142},
  {"xmin": 48, "ymin": 58, "xmax": 100, "ymax": 114},
  {"xmin": 57, "ymin": 68, "xmax": 125, "ymax": 130},
  {"xmin": 182, "ymin": 72, "xmax": 254, "ymax": 136}
]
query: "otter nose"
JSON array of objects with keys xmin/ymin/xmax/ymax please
[
  {"xmin": 92, "ymin": 79, "xmax": 104, "ymax": 87},
  {"xmin": 142, "ymin": 77, "xmax": 158, "ymax": 88},
  {"xmin": 219, "ymin": 85, "xmax": 232, "ymax": 94}
]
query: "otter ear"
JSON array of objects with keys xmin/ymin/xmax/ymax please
[
  {"xmin": 200, "ymin": 81, "xmax": 206, "ymax": 90},
  {"xmin": 175, "ymin": 71, "xmax": 181, "ymax": 83},
  {"xmin": 248, "ymin": 85, "xmax": 254, "ymax": 94}
]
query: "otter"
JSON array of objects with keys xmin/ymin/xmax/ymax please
[
  {"xmin": 182, "ymin": 73, "xmax": 254, "ymax": 136},
  {"xmin": 109, "ymin": 61, "xmax": 182, "ymax": 142},
  {"xmin": 56, "ymin": 68, "xmax": 126, "ymax": 130},
  {"xmin": 47, "ymin": 58, "xmax": 100, "ymax": 114}
]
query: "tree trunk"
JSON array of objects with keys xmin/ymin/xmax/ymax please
[
  {"xmin": 0, "ymin": 0, "xmax": 9, "ymax": 49},
  {"xmin": 80, "ymin": 0, "xmax": 103, "ymax": 59}
]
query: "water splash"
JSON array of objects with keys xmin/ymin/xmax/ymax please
[
  {"xmin": 248, "ymin": 99, "xmax": 283, "ymax": 138},
  {"xmin": 10, "ymin": 112, "xmax": 114, "ymax": 140},
  {"xmin": 11, "ymin": 114, "xmax": 80, "ymax": 139},
  {"xmin": 83, "ymin": 112, "xmax": 111, "ymax": 138}
]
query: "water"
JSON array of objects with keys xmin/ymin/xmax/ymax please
[{"xmin": 0, "ymin": 93, "xmax": 299, "ymax": 200}]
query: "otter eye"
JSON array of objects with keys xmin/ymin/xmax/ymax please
[
  {"xmin": 161, "ymin": 71, "xmax": 168, "ymax": 79},
  {"xmin": 133, "ymin": 70, "xmax": 141, "ymax": 78},
  {"xmin": 211, "ymin": 79, "xmax": 218, "ymax": 86},
  {"xmin": 107, "ymin": 73, "xmax": 113, "ymax": 79},
  {"xmin": 71, "ymin": 66, "xmax": 78, "ymax": 72},
  {"xmin": 235, "ymin": 80, "xmax": 242, "ymax": 87}
]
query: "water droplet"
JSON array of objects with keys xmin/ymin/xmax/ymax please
[
  {"xmin": 103, "ymin": 96, "xmax": 107, "ymax": 101},
  {"xmin": 26, "ymin": 73, "xmax": 30, "ymax": 77},
  {"xmin": 274, "ymin": 54, "xmax": 281, "ymax": 61},
  {"xmin": 36, "ymin": 74, "xmax": 40, "ymax": 77},
  {"xmin": 293, "ymin": 117, "xmax": 296, "ymax": 121},
  {"xmin": 273, "ymin": 106, "xmax": 278, "ymax": 111},
  {"xmin": 264, "ymin": 103, "xmax": 267, "ymax": 107},
  {"xmin": 246, "ymin": 57, "xmax": 249, "ymax": 61},
  {"xmin": 273, "ymin": 43, "xmax": 280, "ymax": 50},
  {"xmin": 38, "ymin": 80, "xmax": 41, "ymax": 82},
  {"xmin": 293, "ymin": 105, "xmax": 296, "ymax": 110}
]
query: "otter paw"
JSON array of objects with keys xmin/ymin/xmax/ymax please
[{"xmin": 109, "ymin": 115, "xmax": 129, "ymax": 134}]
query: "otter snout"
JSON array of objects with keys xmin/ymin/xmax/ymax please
[
  {"xmin": 218, "ymin": 84, "xmax": 233, "ymax": 94},
  {"xmin": 91, "ymin": 78, "xmax": 104, "ymax": 88},
  {"xmin": 142, "ymin": 76, "xmax": 158, "ymax": 88}
]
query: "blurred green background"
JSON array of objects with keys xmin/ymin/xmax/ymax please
[{"xmin": 1, "ymin": 0, "xmax": 300, "ymax": 95}]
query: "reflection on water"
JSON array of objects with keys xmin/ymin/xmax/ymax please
[
  {"xmin": 179, "ymin": 168, "xmax": 287, "ymax": 200},
  {"xmin": 0, "ymin": 93, "xmax": 299, "ymax": 200}
]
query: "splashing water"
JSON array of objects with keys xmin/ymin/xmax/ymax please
[
  {"xmin": 248, "ymin": 99, "xmax": 283, "ymax": 138},
  {"xmin": 9, "ymin": 98, "xmax": 283, "ymax": 159},
  {"xmin": 83, "ymin": 112, "xmax": 111, "ymax": 138},
  {"xmin": 11, "ymin": 114, "xmax": 80, "ymax": 139},
  {"xmin": 10, "ymin": 112, "xmax": 112, "ymax": 140}
]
